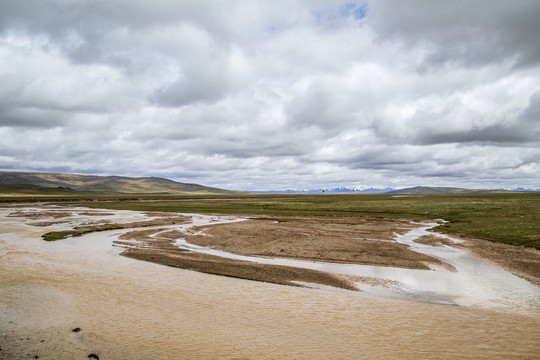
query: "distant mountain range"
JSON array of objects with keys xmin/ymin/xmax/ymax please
[
  {"xmin": 264, "ymin": 186, "xmax": 539, "ymax": 194},
  {"xmin": 0, "ymin": 171, "xmax": 233, "ymax": 194},
  {"xmin": 1, "ymin": 171, "xmax": 538, "ymax": 195},
  {"xmin": 274, "ymin": 187, "xmax": 395, "ymax": 194},
  {"xmin": 387, "ymin": 186, "xmax": 510, "ymax": 194}
]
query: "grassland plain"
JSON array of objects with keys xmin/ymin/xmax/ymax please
[{"xmin": 3, "ymin": 192, "xmax": 534, "ymax": 249}]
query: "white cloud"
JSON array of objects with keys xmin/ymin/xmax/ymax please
[{"xmin": 0, "ymin": 0, "xmax": 539, "ymax": 190}]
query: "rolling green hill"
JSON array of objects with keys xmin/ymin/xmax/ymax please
[
  {"xmin": 0, "ymin": 171, "xmax": 233, "ymax": 194},
  {"xmin": 0, "ymin": 184, "xmax": 81, "ymax": 195}
]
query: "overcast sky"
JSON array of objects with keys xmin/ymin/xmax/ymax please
[{"xmin": 1, "ymin": 0, "xmax": 539, "ymax": 191}]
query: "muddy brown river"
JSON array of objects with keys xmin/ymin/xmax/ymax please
[{"xmin": 1, "ymin": 205, "xmax": 539, "ymax": 359}]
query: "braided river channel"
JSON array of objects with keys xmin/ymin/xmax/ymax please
[{"xmin": 1, "ymin": 204, "xmax": 539, "ymax": 359}]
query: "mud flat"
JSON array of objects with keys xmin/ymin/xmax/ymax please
[
  {"xmin": 117, "ymin": 216, "xmax": 451, "ymax": 292},
  {"xmin": 1, "ymin": 204, "xmax": 539, "ymax": 359}
]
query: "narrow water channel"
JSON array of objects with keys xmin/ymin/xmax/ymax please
[{"xmin": 164, "ymin": 214, "xmax": 540, "ymax": 314}]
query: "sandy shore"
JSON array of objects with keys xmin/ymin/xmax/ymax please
[{"xmin": 457, "ymin": 237, "xmax": 540, "ymax": 286}]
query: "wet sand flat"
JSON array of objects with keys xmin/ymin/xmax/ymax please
[
  {"xmin": 184, "ymin": 216, "xmax": 443, "ymax": 269},
  {"xmin": 187, "ymin": 216, "xmax": 540, "ymax": 285},
  {"xmin": 116, "ymin": 216, "xmax": 440, "ymax": 292},
  {"xmin": 119, "ymin": 215, "xmax": 540, "ymax": 298}
]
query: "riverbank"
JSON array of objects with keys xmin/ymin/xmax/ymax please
[{"xmin": 457, "ymin": 237, "xmax": 540, "ymax": 287}]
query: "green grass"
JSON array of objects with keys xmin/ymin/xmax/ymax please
[
  {"xmin": 3, "ymin": 192, "xmax": 537, "ymax": 249},
  {"xmin": 68, "ymin": 192, "xmax": 540, "ymax": 249},
  {"xmin": 0, "ymin": 184, "xmax": 80, "ymax": 195},
  {"xmin": 42, "ymin": 224, "xmax": 126, "ymax": 241},
  {"xmin": 42, "ymin": 230, "xmax": 79, "ymax": 241}
]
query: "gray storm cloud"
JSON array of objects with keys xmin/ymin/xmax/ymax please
[{"xmin": 0, "ymin": 0, "xmax": 539, "ymax": 190}]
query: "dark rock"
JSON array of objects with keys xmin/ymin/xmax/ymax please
[
  {"xmin": 33, "ymin": 356, "xmax": 40, "ymax": 359},
  {"xmin": 71, "ymin": 327, "xmax": 81, "ymax": 333},
  {"xmin": 88, "ymin": 354, "xmax": 99, "ymax": 359}
]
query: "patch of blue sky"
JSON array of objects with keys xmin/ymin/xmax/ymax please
[
  {"xmin": 312, "ymin": 1, "xmax": 367, "ymax": 26},
  {"xmin": 266, "ymin": 2, "xmax": 366, "ymax": 34},
  {"xmin": 341, "ymin": 2, "xmax": 367, "ymax": 20}
]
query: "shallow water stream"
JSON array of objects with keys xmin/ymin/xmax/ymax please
[
  {"xmin": 1, "ymin": 205, "xmax": 539, "ymax": 359},
  {"xmin": 166, "ymin": 215, "xmax": 540, "ymax": 314}
]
